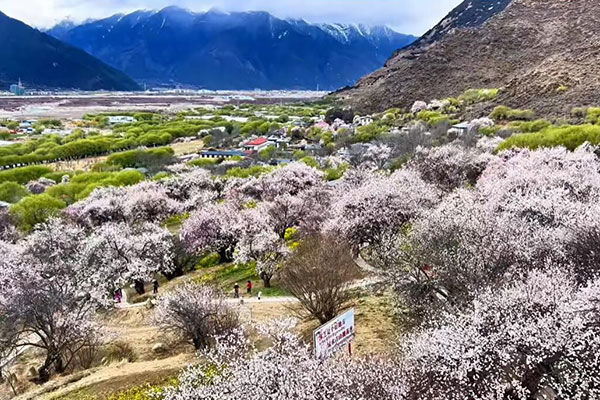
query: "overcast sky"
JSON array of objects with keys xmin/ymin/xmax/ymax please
[{"xmin": 0, "ymin": 0, "xmax": 460, "ymax": 34}]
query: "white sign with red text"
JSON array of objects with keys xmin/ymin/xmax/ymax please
[{"xmin": 313, "ymin": 308, "xmax": 355, "ymax": 359}]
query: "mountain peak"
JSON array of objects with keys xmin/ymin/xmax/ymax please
[
  {"xmin": 47, "ymin": 8, "xmax": 416, "ymax": 90},
  {"xmin": 158, "ymin": 5, "xmax": 191, "ymax": 14},
  {"xmin": 205, "ymin": 7, "xmax": 229, "ymax": 15}
]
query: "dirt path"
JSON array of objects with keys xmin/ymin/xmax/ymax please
[{"xmin": 116, "ymin": 295, "xmax": 299, "ymax": 310}]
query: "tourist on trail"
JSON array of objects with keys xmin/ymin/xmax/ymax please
[
  {"xmin": 153, "ymin": 279, "xmax": 159, "ymax": 294},
  {"xmin": 234, "ymin": 283, "xmax": 240, "ymax": 298},
  {"xmin": 247, "ymin": 280, "xmax": 253, "ymax": 294},
  {"xmin": 114, "ymin": 288, "xmax": 122, "ymax": 303}
]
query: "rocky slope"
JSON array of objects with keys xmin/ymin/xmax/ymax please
[
  {"xmin": 342, "ymin": 0, "xmax": 600, "ymax": 116},
  {"xmin": 48, "ymin": 7, "xmax": 416, "ymax": 90},
  {"xmin": 0, "ymin": 11, "xmax": 140, "ymax": 91}
]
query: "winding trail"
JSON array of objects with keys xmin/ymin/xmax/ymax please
[{"xmin": 116, "ymin": 256, "xmax": 382, "ymax": 310}]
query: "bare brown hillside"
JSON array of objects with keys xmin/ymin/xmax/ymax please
[{"xmin": 341, "ymin": 0, "xmax": 600, "ymax": 116}]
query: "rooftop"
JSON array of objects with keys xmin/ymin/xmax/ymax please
[{"xmin": 245, "ymin": 137, "xmax": 268, "ymax": 146}]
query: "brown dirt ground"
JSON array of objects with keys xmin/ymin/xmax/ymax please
[
  {"xmin": 4, "ymin": 286, "xmax": 397, "ymax": 399},
  {"xmin": 170, "ymin": 140, "xmax": 204, "ymax": 156}
]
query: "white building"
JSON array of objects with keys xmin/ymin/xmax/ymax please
[
  {"xmin": 353, "ymin": 115, "xmax": 374, "ymax": 127},
  {"xmin": 42, "ymin": 128, "xmax": 73, "ymax": 136},
  {"xmin": 267, "ymin": 135, "xmax": 291, "ymax": 148},
  {"xmin": 108, "ymin": 116, "xmax": 137, "ymax": 125},
  {"xmin": 242, "ymin": 137, "xmax": 271, "ymax": 152}
]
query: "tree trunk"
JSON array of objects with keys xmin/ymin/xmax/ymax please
[
  {"xmin": 219, "ymin": 248, "xmax": 233, "ymax": 263},
  {"xmin": 54, "ymin": 355, "xmax": 65, "ymax": 374},
  {"xmin": 261, "ymin": 272, "xmax": 272, "ymax": 288},
  {"xmin": 38, "ymin": 349, "xmax": 63, "ymax": 382},
  {"xmin": 134, "ymin": 279, "xmax": 145, "ymax": 295},
  {"xmin": 192, "ymin": 335, "xmax": 207, "ymax": 350},
  {"xmin": 163, "ymin": 265, "xmax": 184, "ymax": 281}
]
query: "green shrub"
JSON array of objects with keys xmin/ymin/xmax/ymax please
[
  {"xmin": 354, "ymin": 124, "xmax": 387, "ymax": 143},
  {"xmin": 42, "ymin": 171, "xmax": 72, "ymax": 183},
  {"xmin": 324, "ymin": 164, "xmax": 348, "ymax": 181},
  {"xmin": 479, "ymin": 126, "xmax": 501, "ymax": 136},
  {"xmin": 188, "ymin": 158, "xmax": 219, "ymax": 168},
  {"xmin": 284, "ymin": 227, "xmax": 299, "ymax": 242},
  {"xmin": 225, "ymin": 165, "xmax": 273, "ymax": 179},
  {"xmin": 107, "ymin": 383, "xmax": 168, "ymax": 400},
  {"xmin": 510, "ymin": 119, "xmax": 552, "ymax": 133},
  {"xmin": 585, "ymin": 107, "xmax": 600, "ymax": 124},
  {"xmin": 490, "ymin": 106, "xmax": 535, "ymax": 121},
  {"xmin": 498, "ymin": 124, "xmax": 600, "ymax": 152},
  {"xmin": 417, "ymin": 111, "xmax": 451, "ymax": 126},
  {"xmin": 11, "ymin": 194, "xmax": 66, "ymax": 231},
  {"xmin": 0, "ymin": 166, "xmax": 52, "ymax": 184},
  {"xmin": 152, "ymin": 172, "xmax": 172, "ymax": 181},
  {"xmin": 0, "ymin": 182, "xmax": 29, "ymax": 203},
  {"xmin": 258, "ymin": 146, "xmax": 278, "ymax": 161},
  {"xmin": 105, "ymin": 147, "xmax": 175, "ymax": 170},
  {"xmin": 44, "ymin": 170, "xmax": 145, "ymax": 204},
  {"xmin": 299, "ymin": 156, "xmax": 319, "ymax": 168},
  {"xmin": 293, "ymin": 150, "xmax": 307, "ymax": 160},
  {"xmin": 458, "ymin": 88, "xmax": 499, "ymax": 105},
  {"xmin": 197, "ymin": 253, "xmax": 221, "ymax": 269}
]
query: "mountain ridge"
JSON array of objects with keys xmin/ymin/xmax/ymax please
[
  {"xmin": 341, "ymin": 0, "xmax": 600, "ymax": 116},
  {"xmin": 0, "ymin": 11, "xmax": 140, "ymax": 91},
  {"xmin": 48, "ymin": 7, "xmax": 417, "ymax": 90}
]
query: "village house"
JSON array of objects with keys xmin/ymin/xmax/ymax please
[
  {"xmin": 242, "ymin": 137, "xmax": 271, "ymax": 152},
  {"xmin": 449, "ymin": 122, "xmax": 470, "ymax": 136},
  {"xmin": 108, "ymin": 116, "xmax": 137, "ymax": 125},
  {"xmin": 304, "ymin": 143, "xmax": 323, "ymax": 154},
  {"xmin": 353, "ymin": 115, "xmax": 374, "ymax": 127},
  {"xmin": 185, "ymin": 115, "xmax": 249, "ymax": 123},
  {"xmin": 199, "ymin": 126, "xmax": 228, "ymax": 135},
  {"xmin": 178, "ymin": 153, "xmax": 200, "ymax": 162},
  {"xmin": 267, "ymin": 131, "xmax": 291, "ymax": 148},
  {"xmin": 18, "ymin": 120, "xmax": 36, "ymax": 129},
  {"xmin": 199, "ymin": 150, "xmax": 247, "ymax": 159},
  {"xmin": 42, "ymin": 128, "xmax": 73, "ymax": 136}
]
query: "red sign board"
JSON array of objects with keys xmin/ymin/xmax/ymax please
[{"xmin": 313, "ymin": 308, "xmax": 355, "ymax": 359}]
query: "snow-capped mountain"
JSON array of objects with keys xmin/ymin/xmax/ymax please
[{"xmin": 48, "ymin": 6, "xmax": 416, "ymax": 90}]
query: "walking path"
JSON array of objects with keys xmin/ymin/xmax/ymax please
[
  {"xmin": 116, "ymin": 255, "xmax": 382, "ymax": 310},
  {"xmin": 115, "ymin": 295, "xmax": 299, "ymax": 309}
]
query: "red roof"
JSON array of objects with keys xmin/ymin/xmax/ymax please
[{"xmin": 245, "ymin": 137, "xmax": 268, "ymax": 146}]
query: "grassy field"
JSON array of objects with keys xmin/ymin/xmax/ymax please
[
  {"xmin": 191, "ymin": 262, "xmax": 289, "ymax": 298},
  {"xmin": 170, "ymin": 140, "xmax": 204, "ymax": 156}
]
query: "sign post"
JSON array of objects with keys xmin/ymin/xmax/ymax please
[{"xmin": 313, "ymin": 308, "xmax": 355, "ymax": 359}]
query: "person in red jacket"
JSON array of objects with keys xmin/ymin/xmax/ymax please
[{"xmin": 246, "ymin": 280, "xmax": 253, "ymax": 295}]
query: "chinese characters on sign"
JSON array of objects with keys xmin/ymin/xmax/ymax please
[{"xmin": 313, "ymin": 308, "xmax": 355, "ymax": 359}]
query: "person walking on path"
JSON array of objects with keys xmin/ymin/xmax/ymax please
[
  {"xmin": 114, "ymin": 288, "xmax": 122, "ymax": 303},
  {"xmin": 153, "ymin": 279, "xmax": 159, "ymax": 295},
  {"xmin": 246, "ymin": 280, "xmax": 253, "ymax": 295},
  {"xmin": 234, "ymin": 283, "xmax": 240, "ymax": 298}
]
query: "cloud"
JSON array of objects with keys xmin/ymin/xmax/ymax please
[{"xmin": 0, "ymin": 0, "xmax": 460, "ymax": 34}]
